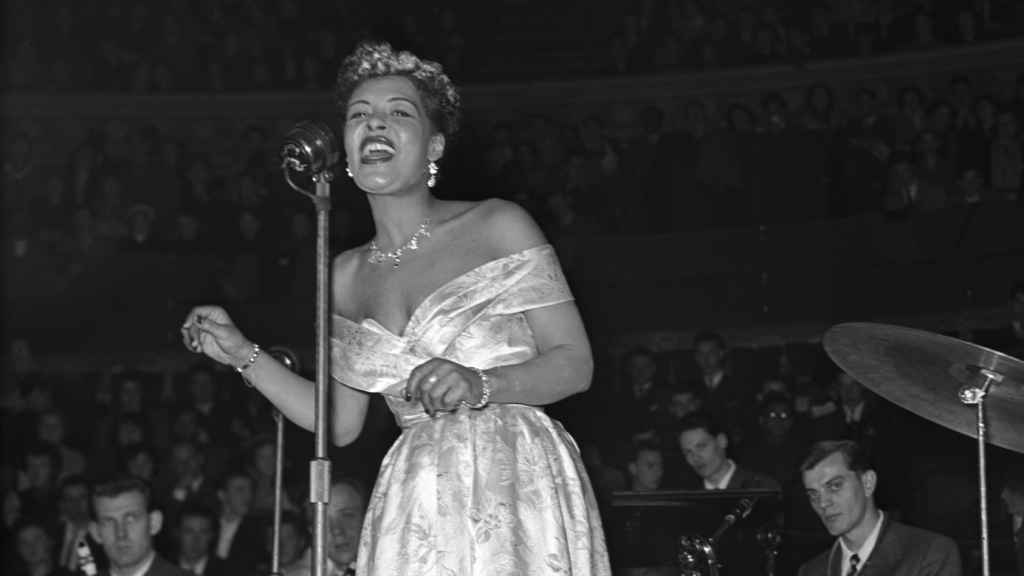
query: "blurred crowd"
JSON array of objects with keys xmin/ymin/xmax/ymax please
[
  {"xmin": 0, "ymin": 356, "xmax": 385, "ymax": 576},
  {"xmin": 4, "ymin": 0, "xmax": 1024, "ymax": 90},
  {"xmin": 5, "ymin": 67, "xmax": 1023, "ymax": 353}
]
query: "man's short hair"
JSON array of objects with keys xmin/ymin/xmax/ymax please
[
  {"xmin": 12, "ymin": 516, "xmax": 57, "ymax": 541},
  {"xmin": 758, "ymin": 391, "xmax": 794, "ymax": 415},
  {"xmin": 623, "ymin": 346, "xmax": 656, "ymax": 364},
  {"xmin": 22, "ymin": 442, "xmax": 62, "ymax": 471},
  {"xmin": 677, "ymin": 411, "xmax": 726, "ymax": 439},
  {"xmin": 629, "ymin": 440, "xmax": 663, "ymax": 462},
  {"xmin": 1011, "ymin": 281, "xmax": 1024, "ymax": 300},
  {"xmin": 800, "ymin": 440, "xmax": 872, "ymax": 474},
  {"xmin": 1003, "ymin": 466, "xmax": 1024, "ymax": 496},
  {"xmin": 178, "ymin": 501, "xmax": 218, "ymax": 531},
  {"xmin": 91, "ymin": 475, "xmax": 153, "ymax": 518},
  {"xmin": 331, "ymin": 476, "xmax": 369, "ymax": 511},
  {"xmin": 693, "ymin": 330, "xmax": 726, "ymax": 350},
  {"xmin": 59, "ymin": 473, "xmax": 90, "ymax": 495},
  {"xmin": 278, "ymin": 509, "xmax": 309, "ymax": 541},
  {"xmin": 218, "ymin": 468, "xmax": 253, "ymax": 492}
]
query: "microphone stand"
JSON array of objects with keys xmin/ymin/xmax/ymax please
[
  {"xmin": 280, "ymin": 122, "xmax": 339, "ymax": 576},
  {"xmin": 266, "ymin": 347, "xmax": 300, "ymax": 576},
  {"xmin": 309, "ymin": 170, "xmax": 333, "ymax": 576}
]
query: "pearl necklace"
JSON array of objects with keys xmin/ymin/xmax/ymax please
[{"xmin": 367, "ymin": 219, "xmax": 431, "ymax": 269}]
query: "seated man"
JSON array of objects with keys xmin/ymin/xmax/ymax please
[
  {"xmin": 677, "ymin": 412, "xmax": 779, "ymax": 491},
  {"xmin": 676, "ymin": 412, "xmax": 779, "ymax": 576},
  {"xmin": 627, "ymin": 441, "xmax": 665, "ymax": 492},
  {"xmin": 89, "ymin": 475, "xmax": 190, "ymax": 576},
  {"xmin": 176, "ymin": 503, "xmax": 227, "ymax": 576},
  {"xmin": 799, "ymin": 440, "xmax": 961, "ymax": 576},
  {"xmin": 288, "ymin": 477, "xmax": 369, "ymax": 576},
  {"xmin": 326, "ymin": 478, "xmax": 367, "ymax": 575},
  {"xmin": 1000, "ymin": 468, "xmax": 1024, "ymax": 575}
]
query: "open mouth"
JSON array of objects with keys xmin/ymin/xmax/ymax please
[{"xmin": 360, "ymin": 136, "xmax": 396, "ymax": 164}]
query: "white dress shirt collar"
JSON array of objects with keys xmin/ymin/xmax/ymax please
[
  {"xmin": 112, "ymin": 550, "xmax": 156, "ymax": 576},
  {"xmin": 703, "ymin": 459, "xmax": 736, "ymax": 490},
  {"xmin": 840, "ymin": 511, "xmax": 885, "ymax": 572}
]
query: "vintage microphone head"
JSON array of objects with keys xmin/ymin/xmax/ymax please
[
  {"xmin": 280, "ymin": 121, "xmax": 340, "ymax": 176},
  {"xmin": 267, "ymin": 345, "xmax": 301, "ymax": 373}
]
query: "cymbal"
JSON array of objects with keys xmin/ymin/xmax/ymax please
[{"xmin": 823, "ymin": 323, "xmax": 1024, "ymax": 453}]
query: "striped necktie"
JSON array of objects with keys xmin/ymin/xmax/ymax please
[{"xmin": 847, "ymin": 553, "xmax": 860, "ymax": 576}]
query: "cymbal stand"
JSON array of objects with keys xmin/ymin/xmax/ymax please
[{"xmin": 958, "ymin": 369, "xmax": 1002, "ymax": 576}]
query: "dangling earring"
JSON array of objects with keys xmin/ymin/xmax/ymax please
[
  {"xmin": 345, "ymin": 166, "xmax": 353, "ymax": 178},
  {"xmin": 427, "ymin": 161, "xmax": 438, "ymax": 188}
]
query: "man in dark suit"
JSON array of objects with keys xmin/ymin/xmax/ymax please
[
  {"xmin": 677, "ymin": 411, "xmax": 780, "ymax": 491},
  {"xmin": 175, "ymin": 503, "xmax": 228, "ymax": 576},
  {"xmin": 212, "ymin": 470, "xmax": 263, "ymax": 574},
  {"xmin": 1000, "ymin": 470, "xmax": 1024, "ymax": 575},
  {"xmin": 677, "ymin": 413, "xmax": 780, "ymax": 575},
  {"xmin": 691, "ymin": 331, "xmax": 754, "ymax": 449},
  {"xmin": 798, "ymin": 440, "xmax": 962, "ymax": 576},
  {"xmin": 89, "ymin": 475, "xmax": 191, "ymax": 576}
]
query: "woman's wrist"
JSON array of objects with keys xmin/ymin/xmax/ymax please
[
  {"xmin": 234, "ymin": 342, "xmax": 262, "ymax": 373},
  {"xmin": 461, "ymin": 367, "xmax": 491, "ymax": 409}
]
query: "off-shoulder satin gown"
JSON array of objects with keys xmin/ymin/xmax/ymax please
[{"xmin": 331, "ymin": 244, "xmax": 612, "ymax": 576}]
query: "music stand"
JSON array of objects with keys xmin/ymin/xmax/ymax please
[{"xmin": 608, "ymin": 489, "xmax": 783, "ymax": 576}]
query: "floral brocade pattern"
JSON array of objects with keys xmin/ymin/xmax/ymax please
[{"xmin": 330, "ymin": 245, "xmax": 612, "ymax": 576}]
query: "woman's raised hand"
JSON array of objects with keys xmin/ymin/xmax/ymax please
[{"xmin": 181, "ymin": 305, "xmax": 253, "ymax": 368}]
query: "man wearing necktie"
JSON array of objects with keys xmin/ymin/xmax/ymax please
[
  {"xmin": 798, "ymin": 440, "xmax": 961, "ymax": 576},
  {"xmin": 1000, "ymin": 471, "xmax": 1024, "ymax": 575}
]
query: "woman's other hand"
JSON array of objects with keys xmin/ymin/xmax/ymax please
[{"xmin": 405, "ymin": 358, "xmax": 486, "ymax": 416}]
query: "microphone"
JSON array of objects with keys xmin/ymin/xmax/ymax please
[
  {"xmin": 280, "ymin": 121, "xmax": 340, "ymax": 175},
  {"xmin": 267, "ymin": 345, "xmax": 301, "ymax": 374},
  {"xmin": 711, "ymin": 497, "xmax": 756, "ymax": 542}
]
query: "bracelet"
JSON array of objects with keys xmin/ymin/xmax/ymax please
[
  {"xmin": 235, "ymin": 343, "xmax": 262, "ymax": 374},
  {"xmin": 460, "ymin": 367, "xmax": 491, "ymax": 410}
]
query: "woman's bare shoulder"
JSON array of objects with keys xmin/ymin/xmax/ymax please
[
  {"xmin": 437, "ymin": 198, "xmax": 546, "ymax": 257},
  {"xmin": 476, "ymin": 198, "xmax": 547, "ymax": 254}
]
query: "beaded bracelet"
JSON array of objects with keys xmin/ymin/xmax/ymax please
[
  {"xmin": 460, "ymin": 367, "xmax": 491, "ymax": 410},
  {"xmin": 235, "ymin": 343, "xmax": 262, "ymax": 374}
]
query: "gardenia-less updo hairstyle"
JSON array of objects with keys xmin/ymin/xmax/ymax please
[{"xmin": 334, "ymin": 41, "xmax": 462, "ymax": 141}]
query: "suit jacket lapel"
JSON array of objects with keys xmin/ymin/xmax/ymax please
[
  {"xmin": 857, "ymin": 516, "xmax": 898, "ymax": 576},
  {"xmin": 726, "ymin": 465, "xmax": 748, "ymax": 489},
  {"xmin": 828, "ymin": 541, "xmax": 842, "ymax": 576}
]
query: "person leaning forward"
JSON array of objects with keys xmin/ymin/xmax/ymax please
[{"xmin": 798, "ymin": 440, "xmax": 961, "ymax": 576}]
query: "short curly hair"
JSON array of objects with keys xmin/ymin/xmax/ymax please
[{"xmin": 334, "ymin": 41, "xmax": 461, "ymax": 139}]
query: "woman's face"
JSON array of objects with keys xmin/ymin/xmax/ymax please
[{"xmin": 344, "ymin": 75, "xmax": 443, "ymax": 195}]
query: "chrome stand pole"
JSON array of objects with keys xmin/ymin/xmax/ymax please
[
  {"xmin": 309, "ymin": 172, "xmax": 333, "ymax": 576},
  {"xmin": 959, "ymin": 370, "xmax": 1001, "ymax": 576}
]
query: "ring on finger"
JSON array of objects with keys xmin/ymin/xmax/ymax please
[{"xmin": 427, "ymin": 374, "xmax": 439, "ymax": 384}]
